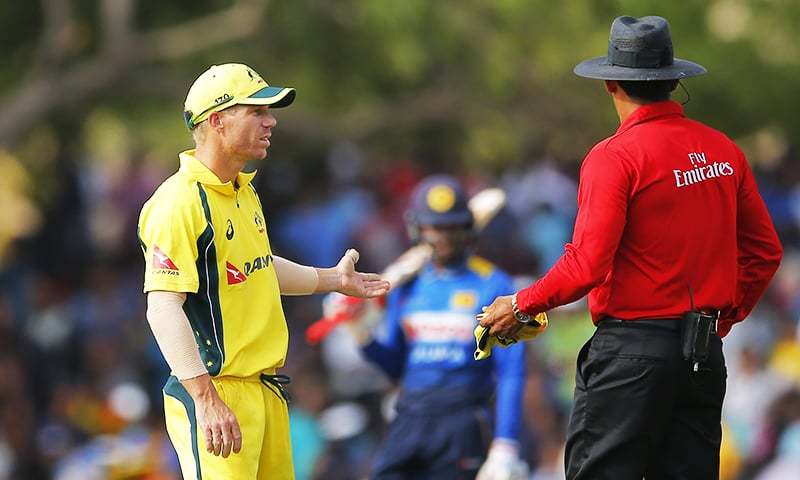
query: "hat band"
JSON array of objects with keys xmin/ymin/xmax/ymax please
[
  {"xmin": 184, "ymin": 93, "xmax": 240, "ymax": 130},
  {"xmin": 607, "ymin": 43, "xmax": 674, "ymax": 69}
]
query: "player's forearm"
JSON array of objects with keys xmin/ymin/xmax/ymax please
[
  {"xmin": 493, "ymin": 345, "xmax": 526, "ymax": 440},
  {"xmin": 146, "ymin": 290, "xmax": 208, "ymax": 381},
  {"xmin": 273, "ymin": 256, "xmax": 319, "ymax": 295},
  {"xmin": 494, "ymin": 378, "xmax": 525, "ymax": 440}
]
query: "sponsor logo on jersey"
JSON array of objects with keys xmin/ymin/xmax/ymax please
[
  {"xmin": 152, "ymin": 245, "xmax": 179, "ymax": 274},
  {"xmin": 402, "ymin": 311, "xmax": 475, "ymax": 342},
  {"xmin": 450, "ymin": 290, "xmax": 477, "ymax": 310},
  {"xmin": 409, "ymin": 344, "xmax": 467, "ymax": 363},
  {"xmin": 226, "ymin": 261, "xmax": 247, "ymax": 285},
  {"xmin": 244, "ymin": 254, "xmax": 272, "ymax": 276},
  {"xmin": 403, "ymin": 311, "xmax": 476, "ymax": 364},
  {"xmin": 673, "ymin": 152, "xmax": 734, "ymax": 188}
]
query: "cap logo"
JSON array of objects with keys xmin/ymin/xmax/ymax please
[
  {"xmin": 427, "ymin": 185, "xmax": 456, "ymax": 212},
  {"xmin": 213, "ymin": 93, "xmax": 233, "ymax": 106},
  {"xmin": 245, "ymin": 67, "xmax": 265, "ymax": 84}
]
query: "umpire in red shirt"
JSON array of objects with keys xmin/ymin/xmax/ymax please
[{"xmin": 479, "ymin": 15, "xmax": 783, "ymax": 479}]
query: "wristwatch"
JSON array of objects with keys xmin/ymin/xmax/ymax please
[{"xmin": 511, "ymin": 293, "xmax": 534, "ymax": 325}]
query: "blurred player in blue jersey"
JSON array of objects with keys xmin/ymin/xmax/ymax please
[{"xmin": 340, "ymin": 175, "xmax": 528, "ymax": 480}]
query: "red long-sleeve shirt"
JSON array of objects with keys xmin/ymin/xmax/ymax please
[{"xmin": 516, "ymin": 101, "xmax": 782, "ymax": 337}]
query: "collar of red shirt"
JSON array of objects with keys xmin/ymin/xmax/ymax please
[{"xmin": 616, "ymin": 100, "xmax": 684, "ymax": 136}]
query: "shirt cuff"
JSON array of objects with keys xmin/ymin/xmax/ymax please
[{"xmin": 515, "ymin": 283, "xmax": 542, "ymax": 315}]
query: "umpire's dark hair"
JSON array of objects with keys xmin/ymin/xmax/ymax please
[{"xmin": 618, "ymin": 79, "xmax": 679, "ymax": 103}]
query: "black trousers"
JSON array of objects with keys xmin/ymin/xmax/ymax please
[{"xmin": 565, "ymin": 320, "xmax": 727, "ymax": 480}]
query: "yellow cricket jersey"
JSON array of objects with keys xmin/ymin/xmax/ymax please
[{"xmin": 138, "ymin": 150, "xmax": 288, "ymax": 378}]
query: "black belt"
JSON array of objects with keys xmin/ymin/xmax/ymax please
[
  {"xmin": 598, "ymin": 317, "xmax": 683, "ymax": 332},
  {"xmin": 260, "ymin": 373, "xmax": 291, "ymax": 403}
]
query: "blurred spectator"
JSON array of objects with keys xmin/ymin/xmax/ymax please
[{"xmin": 1, "ymin": 138, "xmax": 797, "ymax": 479}]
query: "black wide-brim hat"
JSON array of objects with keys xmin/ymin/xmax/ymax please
[{"xmin": 574, "ymin": 16, "xmax": 706, "ymax": 81}]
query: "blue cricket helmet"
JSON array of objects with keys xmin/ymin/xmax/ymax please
[{"xmin": 407, "ymin": 175, "xmax": 473, "ymax": 227}]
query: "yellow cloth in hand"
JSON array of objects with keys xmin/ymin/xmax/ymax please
[{"xmin": 473, "ymin": 312, "xmax": 548, "ymax": 360}]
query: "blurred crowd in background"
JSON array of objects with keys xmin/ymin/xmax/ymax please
[
  {"xmin": 0, "ymin": 138, "xmax": 798, "ymax": 480},
  {"xmin": 1, "ymin": 1, "xmax": 799, "ymax": 478}
]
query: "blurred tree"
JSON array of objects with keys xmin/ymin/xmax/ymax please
[
  {"xmin": 0, "ymin": 0, "xmax": 797, "ymax": 169},
  {"xmin": 0, "ymin": 0, "xmax": 269, "ymax": 146}
]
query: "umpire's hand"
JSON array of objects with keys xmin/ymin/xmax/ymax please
[
  {"xmin": 182, "ymin": 374, "xmax": 243, "ymax": 457},
  {"xmin": 478, "ymin": 295, "xmax": 523, "ymax": 339}
]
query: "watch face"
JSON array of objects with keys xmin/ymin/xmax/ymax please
[{"xmin": 512, "ymin": 298, "xmax": 527, "ymax": 323}]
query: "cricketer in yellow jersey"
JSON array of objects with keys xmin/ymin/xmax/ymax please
[{"xmin": 137, "ymin": 63, "xmax": 390, "ymax": 479}]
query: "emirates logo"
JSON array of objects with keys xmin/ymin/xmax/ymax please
[{"xmin": 673, "ymin": 152, "xmax": 734, "ymax": 189}]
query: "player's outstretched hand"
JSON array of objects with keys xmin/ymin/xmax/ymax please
[
  {"xmin": 478, "ymin": 295, "xmax": 522, "ymax": 339},
  {"xmin": 336, "ymin": 249, "xmax": 391, "ymax": 298}
]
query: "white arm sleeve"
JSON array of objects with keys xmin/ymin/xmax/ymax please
[
  {"xmin": 273, "ymin": 255, "xmax": 319, "ymax": 295},
  {"xmin": 146, "ymin": 291, "xmax": 208, "ymax": 380}
]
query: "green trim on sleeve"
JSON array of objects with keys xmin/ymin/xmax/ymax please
[{"xmin": 137, "ymin": 227, "xmax": 147, "ymax": 254}]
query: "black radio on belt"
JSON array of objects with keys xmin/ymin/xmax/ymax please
[
  {"xmin": 681, "ymin": 310, "xmax": 717, "ymax": 372},
  {"xmin": 682, "ymin": 285, "xmax": 719, "ymax": 372}
]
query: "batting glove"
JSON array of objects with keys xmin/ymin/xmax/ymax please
[
  {"xmin": 473, "ymin": 312, "xmax": 548, "ymax": 360},
  {"xmin": 476, "ymin": 439, "xmax": 529, "ymax": 480}
]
